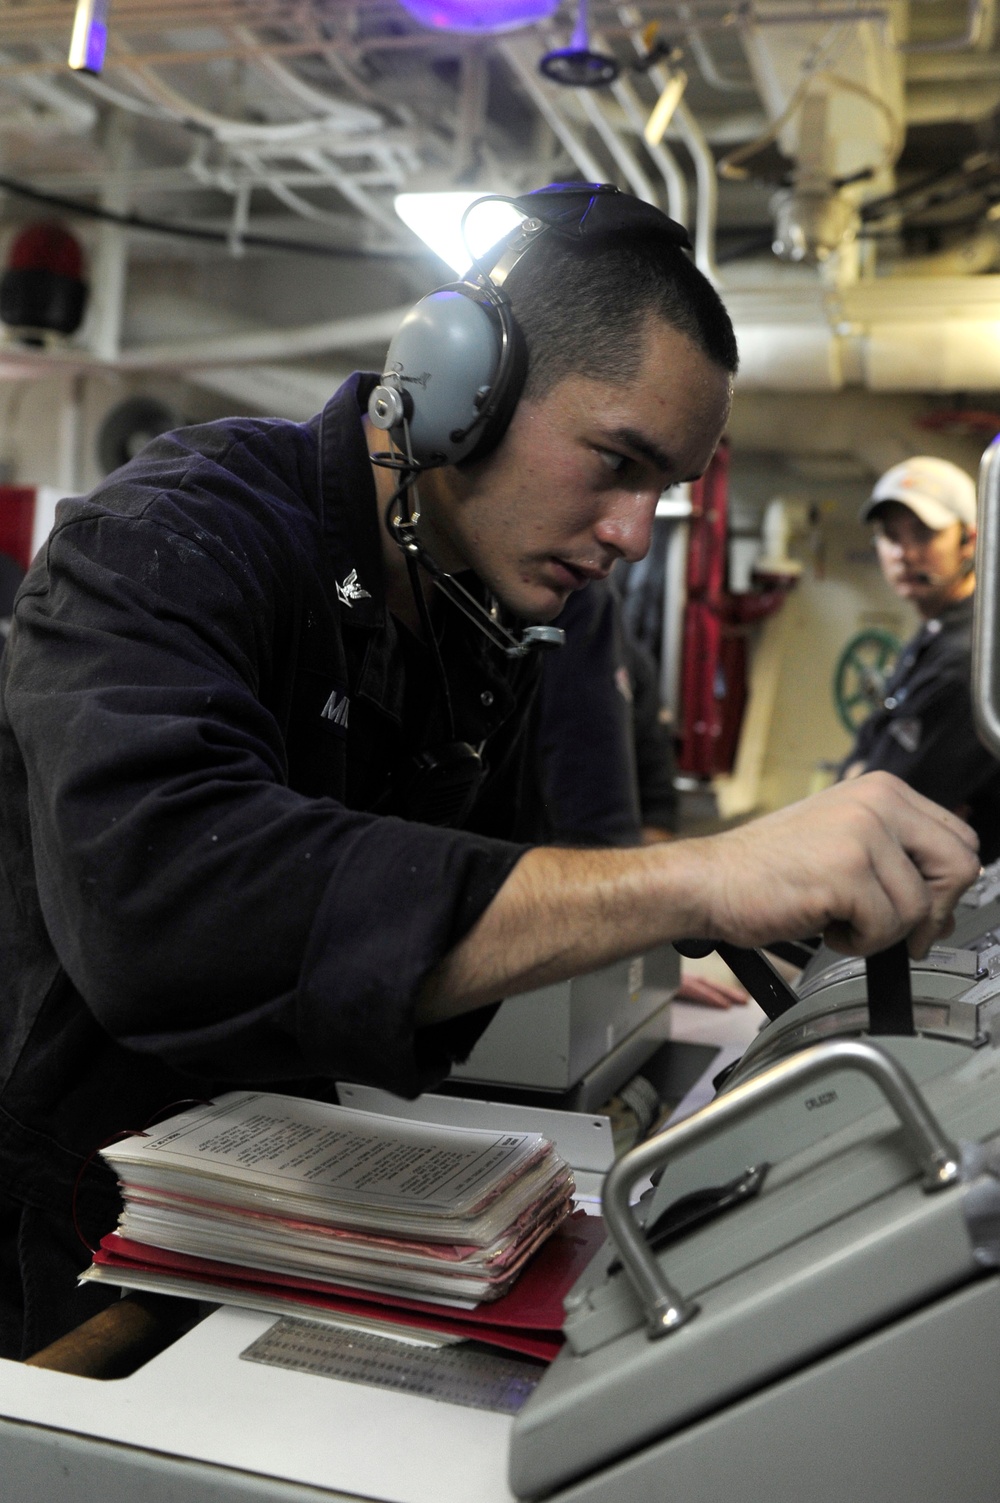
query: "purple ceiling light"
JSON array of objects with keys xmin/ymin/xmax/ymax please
[{"xmin": 396, "ymin": 0, "xmax": 559, "ymax": 33}]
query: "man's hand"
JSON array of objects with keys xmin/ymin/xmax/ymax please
[
  {"xmin": 675, "ymin": 974, "xmax": 749, "ymax": 1010},
  {"xmin": 418, "ymin": 771, "xmax": 979, "ymax": 1024},
  {"xmin": 693, "ymin": 771, "xmax": 979, "ymax": 959}
]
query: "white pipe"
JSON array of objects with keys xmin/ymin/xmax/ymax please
[
  {"xmin": 9, "ymin": 310, "xmax": 1000, "ymax": 394},
  {"xmin": 672, "ymin": 98, "xmax": 722, "ymax": 284},
  {"xmin": 295, "ymin": 148, "xmax": 404, "ymax": 234},
  {"xmin": 609, "ymin": 73, "xmax": 689, "ymax": 224},
  {"xmin": 113, "ymin": 305, "xmax": 414, "ymax": 371},
  {"xmin": 902, "ymin": 0, "xmax": 992, "ymax": 52},
  {"xmin": 497, "ymin": 41, "xmax": 608, "ymax": 184},
  {"xmin": 453, "ymin": 50, "xmax": 487, "ymax": 178},
  {"xmin": 57, "ymin": 374, "xmax": 85, "ymax": 494},
  {"xmin": 226, "ymin": 24, "xmax": 383, "ymax": 132},
  {"xmin": 86, "ymin": 110, "xmax": 131, "ymax": 362},
  {"xmin": 40, "ymin": 46, "xmax": 167, "ymax": 118},
  {"xmin": 616, "ymin": 7, "xmax": 721, "ymax": 280},
  {"xmin": 675, "ymin": 1, "xmax": 750, "ymax": 92},
  {"xmin": 905, "ymin": 49, "xmax": 1000, "ymax": 80},
  {"xmin": 232, "ymin": 146, "xmax": 404, "ymax": 238},
  {"xmin": 113, "ymin": 46, "xmax": 378, "ymax": 148},
  {"xmin": 576, "ymin": 87, "xmax": 659, "ymax": 205},
  {"xmin": 191, "ymin": 363, "xmax": 351, "ymax": 420},
  {"xmin": 0, "ymin": 51, "xmax": 96, "ymax": 132},
  {"xmin": 906, "ymin": 79, "xmax": 1000, "ymax": 123}
]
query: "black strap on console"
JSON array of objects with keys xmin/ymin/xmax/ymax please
[
  {"xmin": 673, "ymin": 939, "xmax": 799, "ymax": 1021},
  {"xmin": 865, "ymin": 939, "xmax": 915, "ymax": 1036}
]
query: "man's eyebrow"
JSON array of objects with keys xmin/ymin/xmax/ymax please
[{"xmin": 605, "ymin": 427, "xmax": 674, "ymax": 476}]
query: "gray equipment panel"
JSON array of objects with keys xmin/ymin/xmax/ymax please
[
  {"xmin": 539, "ymin": 1275, "xmax": 1000, "ymax": 1503},
  {"xmin": 509, "ymin": 887, "xmax": 1000, "ymax": 1502},
  {"xmin": 1, "ymin": 1419, "xmax": 357, "ymax": 1503},
  {"xmin": 451, "ymin": 954, "xmax": 675, "ymax": 1092}
]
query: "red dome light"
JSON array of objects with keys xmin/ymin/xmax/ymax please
[{"xmin": 0, "ymin": 221, "xmax": 88, "ymax": 338}]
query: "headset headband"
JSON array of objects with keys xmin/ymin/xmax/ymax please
[
  {"xmin": 367, "ymin": 183, "xmax": 692, "ymax": 661},
  {"xmin": 466, "ymin": 181, "xmax": 692, "ymax": 284},
  {"xmin": 369, "ymin": 182, "xmax": 693, "ymax": 470}
]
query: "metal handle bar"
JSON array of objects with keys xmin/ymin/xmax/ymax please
[
  {"xmin": 973, "ymin": 438, "xmax": 1000, "ymax": 759},
  {"xmin": 601, "ymin": 1039, "xmax": 961, "ymax": 1340}
]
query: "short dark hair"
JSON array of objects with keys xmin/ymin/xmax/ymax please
[{"xmin": 503, "ymin": 230, "xmax": 739, "ymax": 400}]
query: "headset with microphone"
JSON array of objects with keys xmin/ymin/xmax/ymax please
[
  {"xmin": 368, "ymin": 182, "xmax": 692, "ymax": 658},
  {"xmin": 367, "ymin": 181, "xmax": 691, "ymax": 823},
  {"xmin": 906, "ymin": 525, "xmax": 976, "ymax": 588}
]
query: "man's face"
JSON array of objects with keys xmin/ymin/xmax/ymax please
[
  {"xmin": 420, "ymin": 319, "xmax": 732, "ymax": 622},
  {"xmin": 872, "ymin": 501, "xmax": 975, "ymax": 619}
]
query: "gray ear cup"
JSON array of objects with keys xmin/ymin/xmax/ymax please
[{"xmin": 368, "ymin": 286, "xmax": 517, "ymax": 467}]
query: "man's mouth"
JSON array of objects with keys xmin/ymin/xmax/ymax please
[{"xmin": 547, "ymin": 557, "xmax": 608, "ymax": 590}]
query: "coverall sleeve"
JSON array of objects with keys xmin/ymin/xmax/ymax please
[
  {"xmin": 3, "ymin": 458, "xmax": 523, "ymax": 1097},
  {"xmin": 853, "ymin": 672, "xmax": 999, "ymax": 816}
]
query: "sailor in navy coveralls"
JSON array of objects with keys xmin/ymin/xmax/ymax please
[
  {"xmin": 0, "ymin": 191, "xmax": 979, "ymax": 1358},
  {"xmin": 842, "ymin": 456, "xmax": 1000, "ymax": 862}
]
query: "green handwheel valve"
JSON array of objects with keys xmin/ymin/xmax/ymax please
[{"xmin": 833, "ymin": 628, "xmax": 901, "ymax": 734}]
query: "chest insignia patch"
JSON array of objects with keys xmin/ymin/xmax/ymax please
[
  {"xmin": 320, "ymin": 688, "xmax": 350, "ymax": 730},
  {"xmin": 336, "ymin": 568, "xmax": 372, "ymax": 608}
]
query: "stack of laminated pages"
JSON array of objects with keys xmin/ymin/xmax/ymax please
[{"xmin": 85, "ymin": 1091, "xmax": 583, "ymax": 1330}]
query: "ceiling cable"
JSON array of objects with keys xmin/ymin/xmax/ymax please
[{"xmin": 0, "ymin": 174, "xmax": 396, "ymax": 259}]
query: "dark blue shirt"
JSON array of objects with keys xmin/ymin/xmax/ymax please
[
  {"xmin": 0, "ymin": 374, "xmax": 538, "ymax": 1226},
  {"xmin": 844, "ymin": 595, "xmax": 1000, "ymax": 862}
]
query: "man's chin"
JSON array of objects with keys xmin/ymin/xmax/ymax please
[{"xmin": 501, "ymin": 584, "xmax": 572, "ymax": 624}]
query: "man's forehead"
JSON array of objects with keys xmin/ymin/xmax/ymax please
[{"xmin": 873, "ymin": 500, "xmax": 941, "ymax": 531}]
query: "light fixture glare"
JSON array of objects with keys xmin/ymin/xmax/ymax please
[
  {"xmin": 68, "ymin": 0, "xmax": 109, "ymax": 73},
  {"xmin": 394, "ymin": 192, "xmax": 524, "ymax": 275}
]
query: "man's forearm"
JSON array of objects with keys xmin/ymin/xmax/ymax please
[
  {"xmin": 417, "ymin": 772, "xmax": 981, "ymax": 1026},
  {"xmin": 419, "ymin": 840, "xmax": 708, "ymax": 1024}
]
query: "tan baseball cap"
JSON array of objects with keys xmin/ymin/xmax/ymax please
[{"xmin": 859, "ymin": 456, "xmax": 977, "ymax": 531}]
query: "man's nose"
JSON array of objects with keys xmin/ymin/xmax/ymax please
[
  {"xmin": 881, "ymin": 533, "xmax": 916, "ymax": 561},
  {"xmin": 594, "ymin": 492, "xmax": 658, "ymax": 562}
]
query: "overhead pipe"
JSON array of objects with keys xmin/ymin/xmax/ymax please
[
  {"xmin": 575, "ymin": 86, "xmax": 660, "ymax": 205},
  {"xmin": 906, "ymin": 79, "xmax": 1000, "ymax": 123},
  {"xmin": 902, "ymin": 0, "xmax": 993, "ymax": 52},
  {"xmin": 671, "ymin": 97, "xmax": 722, "ymax": 284},
  {"xmin": 191, "ymin": 363, "xmax": 351, "ymax": 421},
  {"xmin": 108, "ymin": 33, "xmax": 384, "ymax": 148},
  {"xmin": 85, "ymin": 109, "xmax": 132, "ymax": 362},
  {"xmin": 608, "ymin": 71, "xmax": 689, "ymax": 223},
  {"xmin": 581, "ymin": 25, "xmax": 688, "ymax": 219},
  {"xmin": 0, "ymin": 50, "xmax": 96, "ymax": 132},
  {"xmin": 65, "ymin": 75, "xmax": 165, "ymax": 118},
  {"xmin": 498, "ymin": 40, "xmax": 609, "ymax": 184},
  {"xmin": 905, "ymin": 49, "xmax": 1000, "ymax": 79},
  {"xmin": 226, "ymin": 24, "xmax": 384, "ymax": 131},
  {"xmin": 616, "ymin": 7, "xmax": 721, "ymax": 281},
  {"xmin": 453, "ymin": 50, "xmax": 488, "ymax": 178},
  {"xmin": 674, "ymin": 1, "xmax": 750, "ymax": 92},
  {"xmin": 111, "ymin": 305, "xmax": 414, "ymax": 371},
  {"xmin": 107, "ymin": 44, "xmax": 408, "ymax": 237},
  {"xmin": 9, "ymin": 295, "xmax": 1000, "ymax": 397}
]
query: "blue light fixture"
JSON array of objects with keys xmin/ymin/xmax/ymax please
[
  {"xmin": 68, "ymin": 0, "xmax": 109, "ymax": 73},
  {"xmin": 396, "ymin": 0, "xmax": 559, "ymax": 34}
]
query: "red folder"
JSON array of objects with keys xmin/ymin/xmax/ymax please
[{"xmin": 92, "ymin": 1211, "xmax": 606, "ymax": 1363}]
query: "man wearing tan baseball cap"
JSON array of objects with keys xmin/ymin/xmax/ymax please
[{"xmin": 843, "ymin": 455, "xmax": 1000, "ymax": 859}]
